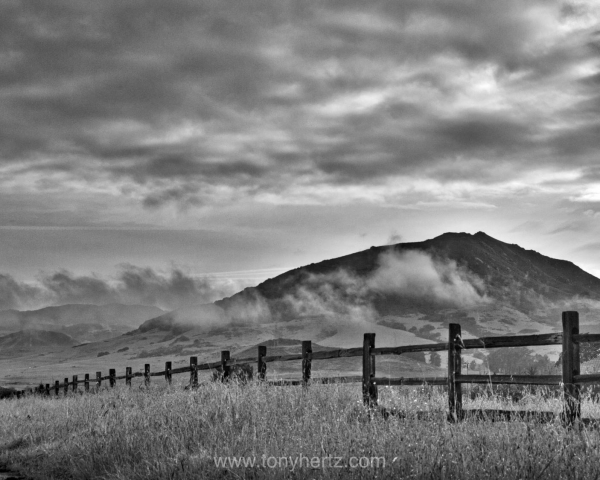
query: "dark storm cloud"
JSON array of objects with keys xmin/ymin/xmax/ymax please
[
  {"xmin": 0, "ymin": 0, "xmax": 269, "ymax": 158},
  {"xmin": 128, "ymin": 155, "xmax": 267, "ymax": 182},
  {"xmin": 1, "ymin": 0, "xmax": 599, "ymax": 210},
  {"xmin": 306, "ymin": 108, "xmax": 540, "ymax": 185},
  {"xmin": 550, "ymin": 122, "xmax": 600, "ymax": 158},
  {"xmin": 0, "ymin": 264, "xmax": 246, "ymax": 311},
  {"xmin": 432, "ymin": 115, "xmax": 537, "ymax": 154},
  {"xmin": 142, "ymin": 184, "xmax": 203, "ymax": 210}
]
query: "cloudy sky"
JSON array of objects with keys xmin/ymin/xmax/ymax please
[{"xmin": 1, "ymin": 0, "xmax": 600, "ymax": 309}]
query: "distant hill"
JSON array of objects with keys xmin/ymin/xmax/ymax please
[
  {"xmin": 0, "ymin": 303, "xmax": 164, "ymax": 334},
  {"xmin": 57, "ymin": 323, "xmax": 134, "ymax": 343},
  {"xmin": 133, "ymin": 303, "xmax": 227, "ymax": 333},
  {"xmin": 0, "ymin": 329, "xmax": 76, "ymax": 351}
]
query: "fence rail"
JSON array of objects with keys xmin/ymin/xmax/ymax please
[{"xmin": 11, "ymin": 311, "xmax": 599, "ymax": 425}]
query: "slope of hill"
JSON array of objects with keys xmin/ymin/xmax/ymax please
[
  {"xmin": 0, "ymin": 303, "xmax": 164, "ymax": 334},
  {"xmin": 0, "ymin": 330, "xmax": 76, "ymax": 352},
  {"xmin": 134, "ymin": 303, "xmax": 227, "ymax": 334},
  {"xmin": 407, "ymin": 232, "xmax": 600, "ymax": 307},
  {"xmin": 58, "ymin": 323, "xmax": 134, "ymax": 343}
]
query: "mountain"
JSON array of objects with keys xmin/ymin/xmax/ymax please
[
  {"xmin": 7, "ymin": 231, "xmax": 598, "ymax": 389},
  {"xmin": 0, "ymin": 330, "xmax": 76, "ymax": 351},
  {"xmin": 0, "ymin": 303, "xmax": 164, "ymax": 336},
  {"xmin": 218, "ymin": 231, "xmax": 600, "ymax": 314},
  {"xmin": 209, "ymin": 231, "xmax": 600, "ymax": 339},
  {"xmin": 126, "ymin": 231, "xmax": 600, "ymax": 367}
]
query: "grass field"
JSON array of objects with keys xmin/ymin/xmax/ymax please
[{"xmin": 2, "ymin": 380, "xmax": 600, "ymax": 479}]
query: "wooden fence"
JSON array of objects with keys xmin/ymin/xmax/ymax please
[{"xmin": 14, "ymin": 311, "xmax": 600, "ymax": 424}]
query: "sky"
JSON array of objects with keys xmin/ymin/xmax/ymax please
[{"xmin": 1, "ymin": 0, "xmax": 600, "ymax": 311}]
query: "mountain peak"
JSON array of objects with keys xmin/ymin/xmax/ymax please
[{"xmin": 215, "ymin": 231, "xmax": 600, "ymax": 320}]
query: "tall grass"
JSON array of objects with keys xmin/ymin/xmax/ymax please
[{"xmin": 2, "ymin": 381, "xmax": 600, "ymax": 479}]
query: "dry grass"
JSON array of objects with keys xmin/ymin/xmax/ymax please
[{"xmin": 2, "ymin": 380, "xmax": 600, "ymax": 479}]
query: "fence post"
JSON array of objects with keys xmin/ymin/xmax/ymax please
[
  {"xmin": 126, "ymin": 367, "xmax": 132, "ymax": 387},
  {"xmin": 190, "ymin": 357, "xmax": 198, "ymax": 388},
  {"xmin": 109, "ymin": 369, "xmax": 116, "ymax": 388},
  {"xmin": 84, "ymin": 374, "xmax": 90, "ymax": 392},
  {"xmin": 64, "ymin": 378, "xmax": 69, "ymax": 395},
  {"xmin": 221, "ymin": 351, "xmax": 231, "ymax": 381},
  {"xmin": 258, "ymin": 346, "xmax": 266, "ymax": 380},
  {"xmin": 165, "ymin": 361, "xmax": 172, "ymax": 385},
  {"xmin": 72, "ymin": 375, "xmax": 78, "ymax": 393},
  {"xmin": 96, "ymin": 371, "xmax": 102, "ymax": 389},
  {"xmin": 302, "ymin": 340, "xmax": 312, "ymax": 386},
  {"xmin": 562, "ymin": 311, "xmax": 581, "ymax": 424},
  {"xmin": 362, "ymin": 333, "xmax": 377, "ymax": 406},
  {"xmin": 144, "ymin": 364, "xmax": 151, "ymax": 387},
  {"xmin": 45, "ymin": 384, "xmax": 50, "ymax": 396},
  {"xmin": 448, "ymin": 323, "xmax": 463, "ymax": 421},
  {"xmin": 54, "ymin": 380, "xmax": 59, "ymax": 396}
]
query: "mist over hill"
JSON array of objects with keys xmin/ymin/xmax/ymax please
[
  {"xmin": 4, "ymin": 232, "xmax": 599, "ymax": 388},
  {"xmin": 132, "ymin": 232, "xmax": 600, "ymax": 342},
  {"xmin": 0, "ymin": 329, "xmax": 76, "ymax": 351},
  {"xmin": 0, "ymin": 303, "xmax": 164, "ymax": 341},
  {"xmin": 213, "ymin": 232, "xmax": 597, "ymax": 320}
]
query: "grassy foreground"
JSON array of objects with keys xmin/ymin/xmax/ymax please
[{"xmin": 2, "ymin": 381, "xmax": 600, "ymax": 479}]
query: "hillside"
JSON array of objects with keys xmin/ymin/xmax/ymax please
[
  {"xmin": 0, "ymin": 329, "xmax": 76, "ymax": 352},
  {"xmin": 130, "ymin": 231, "xmax": 600, "ymax": 350},
  {"xmin": 207, "ymin": 232, "xmax": 600, "ymax": 340},
  {"xmin": 0, "ymin": 303, "xmax": 164, "ymax": 335},
  {"xmin": 217, "ymin": 231, "xmax": 600, "ymax": 315}
]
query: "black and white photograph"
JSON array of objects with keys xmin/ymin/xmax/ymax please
[{"xmin": 1, "ymin": 0, "xmax": 600, "ymax": 478}]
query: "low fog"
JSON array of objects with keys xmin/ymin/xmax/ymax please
[
  {"xmin": 5, "ymin": 246, "xmax": 597, "ymax": 335},
  {"xmin": 273, "ymin": 250, "xmax": 490, "ymax": 321},
  {"xmin": 147, "ymin": 249, "xmax": 491, "ymax": 332},
  {"xmin": 0, "ymin": 264, "xmax": 251, "ymax": 311},
  {"xmin": 203, "ymin": 250, "xmax": 491, "ymax": 328}
]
